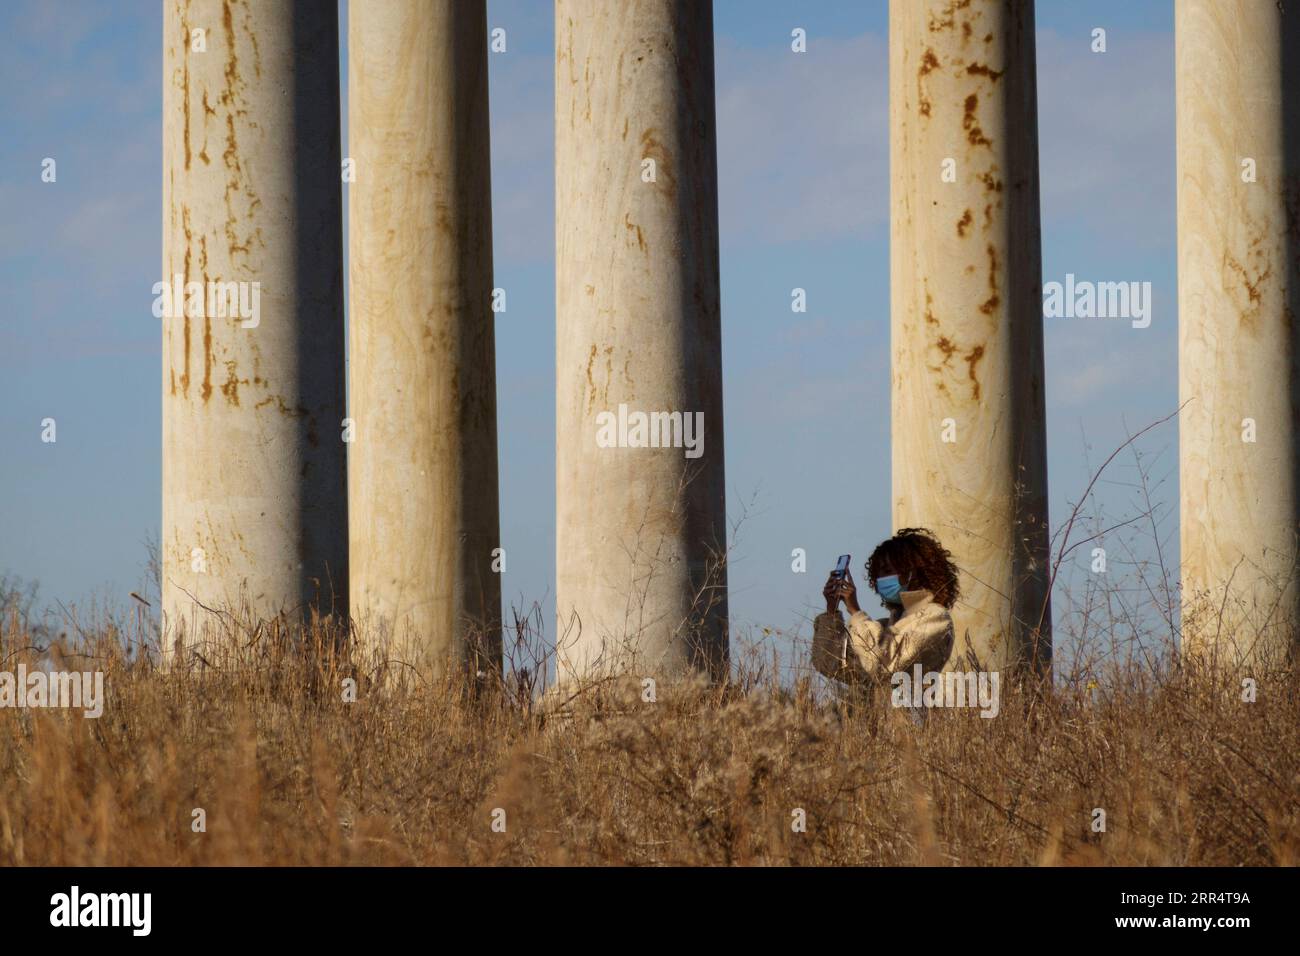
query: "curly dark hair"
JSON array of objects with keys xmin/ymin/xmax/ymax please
[{"xmin": 865, "ymin": 527, "xmax": 961, "ymax": 609}]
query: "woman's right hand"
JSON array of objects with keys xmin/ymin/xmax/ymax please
[{"xmin": 823, "ymin": 573, "xmax": 841, "ymax": 613}]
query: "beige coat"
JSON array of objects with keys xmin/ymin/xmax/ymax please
[{"xmin": 811, "ymin": 588, "xmax": 954, "ymax": 685}]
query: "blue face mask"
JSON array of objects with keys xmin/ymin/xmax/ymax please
[{"xmin": 875, "ymin": 574, "xmax": 903, "ymax": 605}]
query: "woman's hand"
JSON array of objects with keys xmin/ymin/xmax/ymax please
[
  {"xmin": 822, "ymin": 573, "xmax": 841, "ymax": 613},
  {"xmin": 823, "ymin": 567, "xmax": 862, "ymax": 615},
  {"xmin": 838, "ymin": 567, "xmax": 862, "ymax": 615}
]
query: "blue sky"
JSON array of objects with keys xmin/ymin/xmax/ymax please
[{"xmin": 0, "ymin": 1, "xmax": 1179, "ymax": 665}]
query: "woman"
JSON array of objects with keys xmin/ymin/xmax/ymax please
[{"xmin": 812, "ymin": 527, "xmax": 960, "ymax": 687}]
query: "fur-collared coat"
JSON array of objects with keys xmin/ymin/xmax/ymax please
[{"xmin": 811, "ymin": 588, "xmax": 954, "ymax": 685}]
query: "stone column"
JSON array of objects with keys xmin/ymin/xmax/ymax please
[
  {"xmin": 161, "ymin": 0, "xmax": 348, "ymax": 660},
  {"xmin": 889, "ymin": 0, "xmax": 1051, "ymax": 674},
  {"xmin": 554, "ymin": 0, "xmax": 728, "ymax": 683},
  {"xmin": 347, "ymin": 0, "xmax": 502, "ymax": 678},
  {"xmin": 1177, "ymin": 0, "xmax": 1300, "ymax": 668}
]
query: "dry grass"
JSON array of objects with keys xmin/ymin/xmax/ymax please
[{"xmin": 2, "ymin": 601, "xmax": 1297, "ymax": 867}]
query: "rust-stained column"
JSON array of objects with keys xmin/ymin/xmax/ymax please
[
  {"xmin": 554, "ymin": 0, "xmax": 729, "ymax": 683},
  {"xmin": 1177, "ymin": 0, "xmax": 1300, "ymax": 668},
  {"xmin": 161, "ymin": 0, "xmax": 347, "ymax": 659},
  {"xmin": 347, "ymin": 0, "xmax": 502, "ymax": 678},
  {"xmin": 889, "ymin": 0, "xmax": 1051, "ymax": 673}
]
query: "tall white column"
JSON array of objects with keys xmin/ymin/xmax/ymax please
[
  {"xmin": 161, "ymin": 0, "xmax": 348, "ymax": 659},
  {"xmin": 554, "ymin": 0, "xmax": 728, "ymax": 683},
  {"xmin": 347, "ymin": 0, "xmax": 502, "ymax": 678},
  {"xmin": 889, "ymin": 0, "xmax": 1051, "ymax": 673},
  {"xmin": 1177, "ymin": 0, "xmax": 1300, "ymax": 667}
]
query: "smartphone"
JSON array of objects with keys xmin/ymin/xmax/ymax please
[{"xmin": 831, "ymin": 554, "xmax": 851, "ymax": 579}]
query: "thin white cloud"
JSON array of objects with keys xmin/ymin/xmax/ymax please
[
  {"xmin": 1036, "ymin": 27, "xmax": 1176, "ymax": 250},
  {"xmin": 716, "ymin": 32, "xmax": 887, "ymax": 246},
  {"xmin": 1046, "ymin": 319, "xmax": 1173, "ymax": 408}
]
